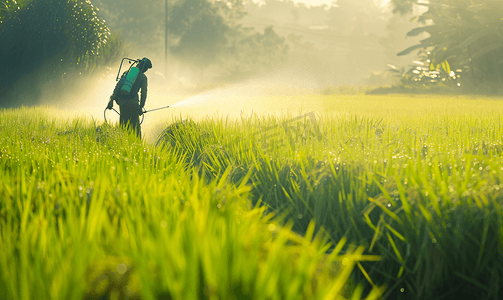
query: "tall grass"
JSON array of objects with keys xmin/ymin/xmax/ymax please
[
  {"xmin": 158, "ymin": 96, "xmax": 503, "ymax": 300},
  {"xmin": 0, "ymin": 107, "xmax": 383, "ymax": 299}
]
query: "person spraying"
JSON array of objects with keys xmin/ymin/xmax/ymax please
[{"xmin": 107, "ymin": 57, "xmax": 152, "ymax": 138}]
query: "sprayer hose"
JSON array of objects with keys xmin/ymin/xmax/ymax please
[
  {"xmin": 103, "ymin": 107, "xmax": 145, "ymax": 125},
  {"xmin": 103, "ymin": 107, "xmax": 120, "ymax": 123}
]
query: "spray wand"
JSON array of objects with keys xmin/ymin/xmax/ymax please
[
  {"xmin": 103, "ymin": 105, "xmax": 171, "ymax": 124},
  {"xmin": 143, "ymin": 105, "xmax": 170, "ymax": 113}
]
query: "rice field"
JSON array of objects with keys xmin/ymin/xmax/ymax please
[{"xmin": 1, "ymin": 94, "xmax": 503, "ymax": 299}]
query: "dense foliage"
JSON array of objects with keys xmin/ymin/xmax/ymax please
[
  {"xmin": 0, "ymin": 0, "xmax": 125, "ymax": 106},
  {"xmin": 390, "ymin": 0, "xmax": 503, "ymax": 93}
]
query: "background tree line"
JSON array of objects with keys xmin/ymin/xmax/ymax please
[
  {"xmin": 91, "ymin": 0, "xmax": 289, "ymax": 83},
  {"xmin": 0, "ymin": 0, "xmax": 423, "ymax": 104},
  {"xmin": 1, "ymin": 0, "xmax": 501, "ymax": 107},
  {"xmin": 0, "ymin": 0, "xmax": 292, "ymax": 107},
  {"xmin": 91, "ymin": 0, "xmax": 421, "ymax": 87}
]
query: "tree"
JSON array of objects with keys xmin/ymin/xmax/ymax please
[
  {"xmin": 166, "ymin": 0, "xmax": 289, "ymax": 81},
  {"xmin": 89, "ymin": 0, "xmax": 165, "ymax": 54},
  {"xmin": 168, "ymin": 0, "xmax": 229, "ymax": 70},
  {"xmin": 389, "ymin": 0, "xmax": 416, "ymax": 15},
  {"xmin": 223, "ymin": 25, "xmax": 288, "ymax": 78},
  {"xmin": 0, "ymin": 0, "xmax": 32, "ymax": 22},
  {"xmin": 391, "ymin": 0, "xmax": 503, "ymax": 92},
  {"xmin": 0, "ymin": 0, "xmax": 125, "ymax": 105}
]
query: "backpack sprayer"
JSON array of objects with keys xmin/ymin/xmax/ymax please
[{"xmin": 104, "ymin": 57, "xmax": 170, "ymax": 124}]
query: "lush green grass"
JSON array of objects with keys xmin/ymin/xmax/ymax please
[
  {"xmin": 157, "ymin": 94, "xmax": 503, "ymax": 300},
  {"xmin": 3, "ymin": 94, "xmax": 503, "ymax": 300},
  {"xmin": 0, "ymin": 107, "xmax": 384, "ymax": 300}
]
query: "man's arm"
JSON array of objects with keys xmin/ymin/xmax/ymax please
[
  {"xmin": 107, "ymin": 84, "xmax": 121, "ymax": 109},
  {"xmin": 107, "ymin": 97, "xmax": 114, "ymax": 109},
  {"xmin": 139, "ymin": 75, "xmax": 148, "ymax": 109},
  {"xmin": 107, "ymin": 79, "xmax": 122, "ymax": 109}
]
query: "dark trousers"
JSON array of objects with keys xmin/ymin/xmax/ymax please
[{"xmin": 119, "ymin": 100, "xmax": 141, "ymax": 138}]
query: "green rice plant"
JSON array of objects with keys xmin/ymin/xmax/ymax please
[
  {"xmin": 0, "ymin": 107, "xmax": 384, "ymax": 300},
  {"xmin": 159, "ymin": 95, "xmax": 503, "ymax": 299}
]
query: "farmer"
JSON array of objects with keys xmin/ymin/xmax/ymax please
[{"xmin": 107, "ymin": 57, "xmax": 152, "ymax": 138}]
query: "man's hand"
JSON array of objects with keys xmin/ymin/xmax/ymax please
[{"xmin": 106, "ymin": 99, "xmax": 114, "ymax": 110}]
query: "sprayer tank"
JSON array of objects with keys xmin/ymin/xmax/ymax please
[{"xmin": 120, "ymin": 66, "xmax": 140, "ymax": 95}]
